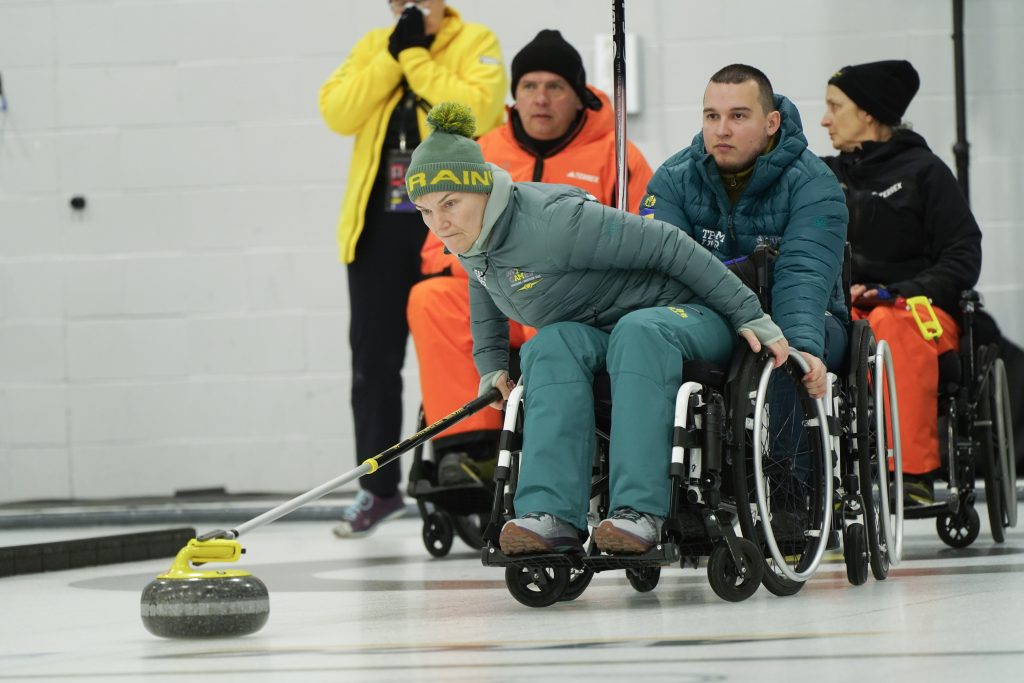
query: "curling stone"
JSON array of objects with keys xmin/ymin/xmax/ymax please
[{"xmin": 141, "ymin": 538, "xmax": 269, "ymax": 638}]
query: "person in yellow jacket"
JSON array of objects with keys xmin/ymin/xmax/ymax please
[
  {"xmin": 406, "ymin": 30, "xmax": 652, "ymax": 488},
  {"xmin": 319, "ymin": 0, "xmax": 506, "ymax": 538}
]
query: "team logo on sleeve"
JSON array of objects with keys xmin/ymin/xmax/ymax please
[{"xmin": 639, "ymin": 194, "xmax": 656, "ymax": 219}]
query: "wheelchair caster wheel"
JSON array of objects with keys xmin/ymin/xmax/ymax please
[
  {"xmin": 708, "ymin": 539, "xmax": 763, "ymax": 602},
  {"xmin": 452, "ymin": 513, "xmax": 485, "ymax": 550},
  {"xmin": 422, "ymin": 511, "xmax": 454, "ymax": 558},
  {"xmin": 937, "ymin": 506, "xmax": 980, "ymax": 549},
  {"xmin": 559, "ymin": 566, "xmax": 595, "ymax": 602},
  {"xmin": 626, "ymin": 566, "xmax": 660, "ymax": 593},
  {"xmin": 843, "ymin": 522, "xmax": 869, "ymax": 586},
  {"xmin": 505, "ymin": 565, "xmax": 569, "ymax": 608}
]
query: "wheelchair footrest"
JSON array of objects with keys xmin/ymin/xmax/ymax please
[
  {"xmin": 408, "ymin": 480, "xmax": 494, "ymax": 516},
  {"xmin": 903, "ymin": 501, "xmax": 960, "ymax": 519},
  {"xmin": 583, "ymin": 543, "xmax": 681, "ymax": 572},
  {"xmin": 481, "ymin": 545, "xmax": 582, "ymax": 569}
]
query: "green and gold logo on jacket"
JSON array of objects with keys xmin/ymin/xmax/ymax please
[
  {"xmin": 506, "ymin": 267, "xmax": 542, "ymax": 292},
  {"xmin": 639, "ymin": 193, "xmax": 656, "ymax": 219}
]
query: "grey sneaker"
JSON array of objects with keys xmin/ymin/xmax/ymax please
[
  {"xmin": 499, "ymin": 512, "xmax": 584, "ymax": 555},
  {"xmin": 594, "ymin": 507, "xmax": 664, "ymax": 554},
  {"xmin": 437, "ymin": 451, "xmax": 496, "ymax": 487},
  {"xmin": 332, "ymin": 490, "xmax": 405, "ymax": 538}
]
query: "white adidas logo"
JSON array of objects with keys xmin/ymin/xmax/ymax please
[{"xmin": 566, "ymin": 170, "xmax": 599, "ymax": 183}]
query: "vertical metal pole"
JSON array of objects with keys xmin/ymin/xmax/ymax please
[
  {"xmin": 952, "ymin": 0, "xmax": 970, "ymax": 203},
  {"xmin": 613, "ymin": 0, "xmax": 628, "ymax": 211}
]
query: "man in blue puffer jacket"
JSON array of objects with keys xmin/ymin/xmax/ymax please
[{"xmin": 643, "ymin": 64, "xmax": 849, "ymax": 391}]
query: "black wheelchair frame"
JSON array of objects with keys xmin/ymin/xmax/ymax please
[
  {"xmin": 902, "ymin": 290, "xmax": 1018, "ymax": 547},
  {"xmin": 480, "ymin": 359, "xmax": 768, "ymax": 608},
  {"xmin": 406, "ymin": 412, "xmax": 495, "ymax": 558}
]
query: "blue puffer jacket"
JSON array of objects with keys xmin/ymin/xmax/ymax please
[{"xmin": 642, "ymin": 94, "xmax": 848, "ymax": 358}]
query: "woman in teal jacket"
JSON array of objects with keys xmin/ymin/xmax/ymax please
[{"xmin": 406, "ymin": 103, "xmax": 788, "ymax": 556}]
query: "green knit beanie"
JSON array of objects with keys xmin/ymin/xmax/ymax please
[{"xmin": 405, "ymin": 102, "xmax": 494, "ymax": 202}]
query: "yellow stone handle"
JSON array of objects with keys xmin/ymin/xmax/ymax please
[{"xmin": 158, "ymin": 538, "xmax": 250, "ymax": 579}]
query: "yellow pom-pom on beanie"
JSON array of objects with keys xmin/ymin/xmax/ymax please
[{"xmin": 405, "ymin": 102, "xmax": 493, "ymax": 202}]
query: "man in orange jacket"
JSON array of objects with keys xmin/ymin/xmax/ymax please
[{"xmin": 407, "ymin": 29, "xmax": 653, "ymax": 485}]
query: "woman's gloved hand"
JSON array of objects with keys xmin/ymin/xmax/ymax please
[{"xmin": 389, "ymin": 5, "xmax": 432, "ymax": 59}]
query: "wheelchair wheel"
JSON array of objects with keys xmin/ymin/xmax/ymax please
[
  {"xmin": 937, "ymin": 506, "xmax": 981, "ymax": 548},
  {"xmin": 843, "ymin": 522, "xmax": 869, "ymax": 586},
  {"xmin": 625, "ymin": 566, "xmax": 660, "ymax": 593},
  {"xmin": 505, "ymin": 565, "xmax": 569, "ymax": 608},
  {"xmin": 982, "ymin": 358, "xmax": 1017, "ymax": 539},
  {"xmin": 560, "ymin": 541, "xmax": 597, "ymax": 602},
  {"xmin": 422, "ymin": 511, "xmax": 455, "ymax": 558},
  {"xmin": 994, "ymin": 358, "xmax": 1018, "ymax": 529},
  {"xmin": 560, "ymin": 566, "xmax": 595, "ymax": 602},
  {"xmin": 730, "ymin": 349, "xmax": 832, "ymax": 591},
  {"xmin": 707, "ymin": 539, "xmax": 762, "ymax": 602},
  {"xmin": 452, "ymin": 513, "xmax": 485, "ymax": 550},
  {"xmin": 978, "ymin": 364, "xmax": 1006, "ymax": 543},
  {"xmin": 850, "ymin": 326, "xmax": 902, "ymax": 580}
]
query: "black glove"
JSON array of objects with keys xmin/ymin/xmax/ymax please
[{"xmin": 388, "ymin": 5, "xmax": 432, "ymax": 59}]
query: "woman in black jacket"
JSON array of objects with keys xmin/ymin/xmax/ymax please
[{"xmin": 820, "ymin": 60, "xmax": 982, "ymax": 505}]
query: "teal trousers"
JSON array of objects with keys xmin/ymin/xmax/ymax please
[{"xmin": 515, "ymin": 304, "xmax": 737, "ymax": 532}]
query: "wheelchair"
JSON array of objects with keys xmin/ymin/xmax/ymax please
[
  {"xmin": 480, "ymin": 359, "xmax": 767, "ymax": 608},
  {"xmin": 478, "ymin": 248, "xmax": 904, "ymax": 605},
  {"xmin": 407, "ymin": 411, "xmax": 495, "ymax": 558},
  {"xmin": 902, "ymin": 290, "xmax": 1018, "ymax": 547},
  {"xmin": 728, "ymin": 245, "xmax": 904, "ymax": 590},
  {"xmin": 728, "ymin": 320, "xmax": 903, "ymax": 592},
  {"xmin": 407, "ymin": 352, "xmax": 526, "ymax": 558},
  {"xmin": 478, "ymin": 339, "xmax": 877, "ymax": 607}
]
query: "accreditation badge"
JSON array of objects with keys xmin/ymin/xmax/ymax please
[{"xmin": 384, "ymin": 149, "xmax": 416, "ymax": 213}]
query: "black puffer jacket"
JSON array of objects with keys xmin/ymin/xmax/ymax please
[{"xmin": 822, "ymin": 130, "xmax": 981, "ymax": 312}]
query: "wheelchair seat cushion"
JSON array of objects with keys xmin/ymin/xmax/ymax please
[
  {"xmin": 682, "ymin": 359, "xmax": 727, "ymax": 389},
  {"xmin": 591, "ymin": 358, "xmax": 727, "ymax": 409}
]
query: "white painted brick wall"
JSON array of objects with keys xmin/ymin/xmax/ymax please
[{"xmin": 0, "ymin": 0, "xmax": 1021, "ymax": 502}]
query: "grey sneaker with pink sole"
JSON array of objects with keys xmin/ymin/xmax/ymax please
[
  {"xmin": 499, "ymin": 512, "xmax": 584, "ymax": 555},
  {"xmin": 594, "ymin": 507, "xmax": 664, "ymax": 554}
]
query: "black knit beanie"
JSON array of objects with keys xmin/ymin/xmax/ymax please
[
  {"xmin": 510, "ymin": 29, "xmax": 602, "ymax": 110},
  {"xmin": 828, "ymin": 60, "xmax": 920, "ymax": 125}
]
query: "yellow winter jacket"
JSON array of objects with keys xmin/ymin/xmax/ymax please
[{"xmin": 319, "ymin": 7, "xmax": 507, "ymax": 263}]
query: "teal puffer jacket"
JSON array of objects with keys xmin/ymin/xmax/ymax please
[
  {"xmin": 642, "ymin": 94, "xmax": 848, "ymax": 358},
  {"xmin": 459, "ymin": 177, "xmax": 777, "ymax": 379}
]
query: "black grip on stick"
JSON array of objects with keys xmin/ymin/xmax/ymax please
[
  {"xmin": 613, "ymin": 0, "xmax": 628, "ymax": 211},
  {"xmin": 368, "ymin": 387, "xmax": 503, "ymax": 472}
]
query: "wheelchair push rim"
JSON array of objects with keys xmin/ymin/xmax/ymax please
[
  {"xmin": 750, "ymin": 349, "xmax": 834, "ymax": 583},
  {"xmin": 873, "ymin": 340, "xmax": 903, "ymax": 565}
]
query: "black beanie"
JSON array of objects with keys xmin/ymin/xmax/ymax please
[
  {"xmin": 828, "ymin": 60, "xmax": 920, "ymax": 125},
  {"xmin": 510, "ymin": 29, "xmax": 602, "ymax": 110}
]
